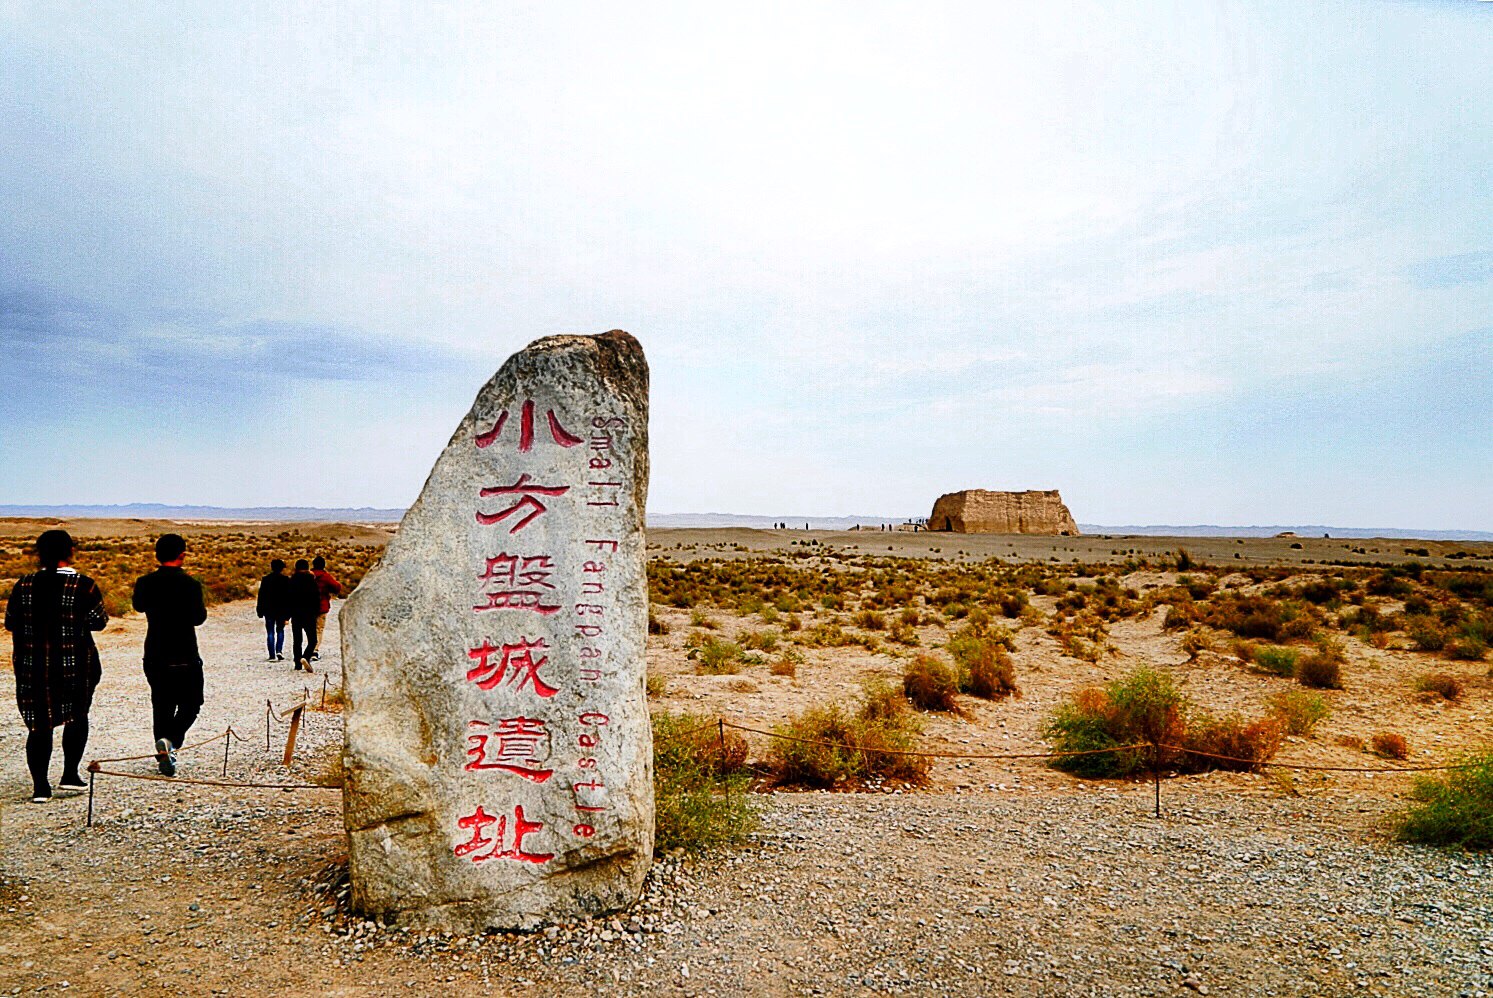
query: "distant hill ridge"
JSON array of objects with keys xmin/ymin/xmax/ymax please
[{"xmin": 1, "ymin": 505, "xmax": 1488, "ymax": 541}]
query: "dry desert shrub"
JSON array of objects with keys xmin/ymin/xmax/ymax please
[
  {"xmin": 769, "ymin": 681, "xmax": 928, "ymax": 787},
  {"xmin": 1371, "ymin": 732, "xmax": 1410, "ymax": 760},
  {"xmin": 1446, "ymin": 637, "xmax": 1489, "ymax": 661},
  {"xmin": 1268, "ymin": 689, "xmax": 1330, "ymax": 736},
  {"xmin": 1337, "ymin": 734, "xmax": 1368, "ymax": 752},
  {"xmin": 739, "ymin": 629, "xmax": 780, "ymax": 652},
  {"xmin": 1408, "ymin": 618, "xmax": 1448, "ymax": 651},
  {"xmin": 768, "ymin": 647, "xmax": 802, "ymax": 678},
  {"xmin": 645, "ymin": 673, "xmax": 667, "ymax": 698},
  {"xmin": 1044, "ymin": 667, "xmax": 1286, "ymax": 778},
  {"xmin": 963, "ymin": 642, "xmax": 1020, "ymax": 700},
  {"xmin": 902, "ymin": 654, "xmax": 962, "ymax": 712},
  {"xmin": 1181, "ymin": 627, "xmax": 1213, "ymax": 661},
  {"xmin": 647, "ymin": 611, "xmax": 670, "ymax": 635},
  {"xmin": 1179, "ymin": 715, "xmax": 1285, "ymax": 773},
  {"xmin": 1414, "ymin": 672, "xmax": 1463, "ymax": 701},
  {"xmin": 1296, "ymin": 636, "xmax": 1346, "ymax": 689}
]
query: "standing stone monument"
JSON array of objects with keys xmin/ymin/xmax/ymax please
[{"xmin": 342, "ymin": 330, "xmax": 651, "ymax": 932}]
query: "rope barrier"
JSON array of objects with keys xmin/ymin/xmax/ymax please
[
  {"xmin": 89, "ymin": 767, "xmax": 335, "ymax": 791},
  {"xmin": 719, "ymin": 720, "xmax": 1149, "ymax": 761},
  {"xmin": 89, "ymin": 727, "xmax": 234, "ymax": 766},
  {"xmin": 1155, "ymin": 743, "xmax": 1486, "ymax": 774}
]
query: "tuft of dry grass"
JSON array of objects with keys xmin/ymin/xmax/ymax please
[{"xmin": 1371, "ymin": 732, "xmax": 1410, "ymax": 760}]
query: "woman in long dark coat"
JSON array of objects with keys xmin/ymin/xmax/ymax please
[{"xmin": 4, "ymin": 530, "xmax": 107, "ymax": 802}]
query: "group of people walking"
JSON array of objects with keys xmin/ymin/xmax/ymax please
[
  {"xmin": 255, "ymin": 556, "xmax": 341, "ymax": 670},
  {"xmin": 5, "ymin": 530, "xmax": 341, "ymax": 802}
]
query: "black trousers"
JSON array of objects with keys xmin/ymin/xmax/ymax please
[
  {"xmin": 145, "ymin": 663, "xmax": 204, "ymax": 748},
  {"xmin": 292, "ymin": 616, "xmax": 317, "ymax": 664},
  {"xmin": 26, "ymin": 720, "xmax": 88, "ymax": 793}
]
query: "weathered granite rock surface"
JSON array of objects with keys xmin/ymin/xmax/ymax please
[
  {"xmin": 928, "ymin": 489, "xmax": 1079, "ymax": 535},
  {"xmin": 342, "ymin": 330, "xmax": 651, "ymax": 932}
]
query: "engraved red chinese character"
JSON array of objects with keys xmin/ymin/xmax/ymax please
[
  {"xmin": 475, "ymin": 474, "xmax": 570, "ymax": 533},
  {"xmin": 466, "ymin": 637, "xmax": 559, "ymax": 698},
  {"xmin": 465, "ymin": 718, "xmax": 553, "ymax": 782},
  {"xmin": 474, "ymin": 400, "xmax": 583, "ymax": 452},
  {"xmin": 474, "ymin": 553, "xmax": 560, "ymax": 614},
  {"xmin": 453, "ymin": 804, "xmax": 553, "ymax": 864}
]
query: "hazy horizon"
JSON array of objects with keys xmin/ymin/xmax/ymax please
[{"xmin": 3, "ymin": 3, "xmax": 1489, "ymax": 530}]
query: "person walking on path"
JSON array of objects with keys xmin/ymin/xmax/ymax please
[
  {"xmin": 288, "ymin": 559, "xmax": 321, "ymax": 672},
  {"xmin": 4, "ymin": 530, "xmax": 107, "ymax": 802},
  {"xmin": 255, "ymin": 559, "xmax": 292, "ymax": 661},
  {"xmin": 131, "ymin": 533, "xmax": 207, "ymax": 776},
  {"xmin": 309, "ymin": 555, "xmax": 342, "ymax": 661}
]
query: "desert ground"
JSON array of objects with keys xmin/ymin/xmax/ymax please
[{"xmin": 1, "ymin": 521, "xmax": 1491, "ymax": 997}]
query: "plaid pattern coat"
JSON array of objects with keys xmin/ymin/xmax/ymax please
[{"xmin": 5, "ymin": 569, "xmax": 107, "ymax": 729}]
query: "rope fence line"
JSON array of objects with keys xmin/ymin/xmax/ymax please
[
  {"xmin": 717, "ymin": 720, "xmax": 1151, "ymax": 761},
  {"xmin": 78, "ymin": 702, "xmax": 1479, "ymax": 828},
  {"xmin": 1153, "ymin": 743, "xmax": 1486, "ymax": 774},
  {"xmin": 83, "ymin": 690, "xmax": 335, "ymax": 826},
  {"xmin": 89, "ymin": 768, "xmax": 337, "ymax": 791}
]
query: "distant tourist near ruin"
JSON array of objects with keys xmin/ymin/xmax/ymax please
[{"xmin": 927, "ymin": 488, "xmax": 1081, "ymax": 535}]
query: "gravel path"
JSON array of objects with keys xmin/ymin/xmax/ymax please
[{"xmin": 2, "ymin": 602, "xmax": 1491, "ymax": 996}]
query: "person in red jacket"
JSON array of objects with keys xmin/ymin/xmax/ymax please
[{"xmin": 309, "ymin": 556, "xmax": 342, "ymax": 661}]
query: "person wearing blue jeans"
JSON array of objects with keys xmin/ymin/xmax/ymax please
[{"xmin": 256, "ymin": 559, "xmax": 292, "ymax": 661}]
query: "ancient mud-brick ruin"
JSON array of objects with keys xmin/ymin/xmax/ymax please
[{"xmin": 928, "ymin": 489, "xmax": 1080, "ymax": 535}]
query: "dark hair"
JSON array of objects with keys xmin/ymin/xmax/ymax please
[
  {"xmin": 36, "ymin": 529, "xmax": 74, "ymax": 570},
  {"xmin": 312, "ymin": 556, "xmax": 326, "ymax": 570},
  {"xmin": 271, "ymin": 558, "xmax": 286, "ymax": 573},
  {"xmin": 295, "ymin": 558, "xmax": 310, "ymax": 571},
  {"xmin": 155, "ymin": 533, "xmax": 187, "ymax": 563}
]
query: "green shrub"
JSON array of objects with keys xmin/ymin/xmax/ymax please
[
  {"xmin": 652, "ymin": 713, "xmax": 758, "ymax": 853},
  {"xmin": 1268, "ymin": 689, "xmax": 1330, "ymax": 736},
  {"xmin": 852, "ymin": 609, "xmax": 887, "ymax": 631},
  {"xmin": 692, "ymin": 636, "xmax": 744, "ymax": 674},
  {"xmin": 1393, "ymin": 749, "xmax": 1493, "ymax": 850},
  {"xmin": 1042, "ymin": 668, "xmax": 1185, "ymax": 778},
  {"xmin": 739, "ymin": 628, "xmax": 780, "ymax": 652},
  {"xmin": 689, "ymin": 609, "xmax": 718, "ymax": 629},
  {"xmin": 646, "ymin": 673, "xmax": 667, "ymax": 698},
  {"xmin": 903, "ymin": 654, "xmax": 961, "ymax": 712},
  {"xmin": 1252, "ymin": 645, "xmax": 1300, "ymax": 678}
]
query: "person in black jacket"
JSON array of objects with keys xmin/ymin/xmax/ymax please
[
  {"xmin": 255, "ymin": 559, "xmax": 292, "ymax": 662},
  {"xmin": 288, "ymin": 559, "xmax": 321, "ymax": 672},
  {"xmin": 131, "ymin": 533, "xmax": 207, "ymax": 776}
]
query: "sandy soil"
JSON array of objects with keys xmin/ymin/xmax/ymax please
[{"xmin": 1, "ymin": 526, "xmax": 1490, "ymax": 996}]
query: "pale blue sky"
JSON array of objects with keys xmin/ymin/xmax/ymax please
[{"xmin": 2, "ymin": 1, "xmax": 1489, "ymax": 528}]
